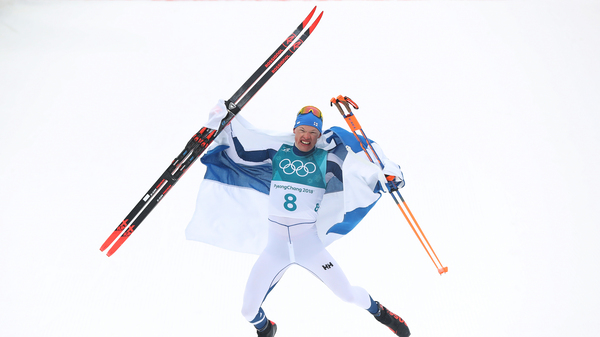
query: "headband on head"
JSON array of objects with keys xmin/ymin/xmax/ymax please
[{"xmin": 294, "ymin": 106, "xmax": 323, "ymax": 133}]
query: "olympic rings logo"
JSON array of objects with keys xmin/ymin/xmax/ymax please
[{"xmin": 279, "ymin": 158, "xmax": 316, "ymax": 177}]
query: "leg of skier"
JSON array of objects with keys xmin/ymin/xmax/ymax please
[
  {"xmin": 242, "ymin": 249, "xmax": 289, "ymax": 336},
  {"xmin": 298, "ymin": 244, "xmax": 372, "ymax": 308},
  {"xmin": 293, "ymin": 225, "xmax": 411, "ymax": 337},
  {"xmin": 242, "ymin": 248, "xmax": 290, "ymax": 336},
  {"xmin": 242, "ymin": 220, "xmax": 301, "ymax": 336}
]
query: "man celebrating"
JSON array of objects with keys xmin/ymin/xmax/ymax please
[{"xmin": 187, "ymin": 102, "xmax": 410, "ymax": 337}]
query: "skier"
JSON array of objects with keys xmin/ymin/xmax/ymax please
[{"xmin": 186, "ymin": 102, "xmax": 410, "ymax": 337}]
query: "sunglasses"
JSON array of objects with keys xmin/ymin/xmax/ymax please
[{"xmin": 298, "ymin": 106, "xmax": 323, "ymax": 120}]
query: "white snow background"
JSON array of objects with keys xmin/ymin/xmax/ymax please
[{"xmin": 1, "ymin": 1, "xmax": 599, "ymax": 336}]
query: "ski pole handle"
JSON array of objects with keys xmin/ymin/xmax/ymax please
[
  {"xmin": 330, "ymin": 95, "xmax": 363, "ymax": 131},
  {"xmin": 330, "ymin": 95, "xmax": 362, "ymax": 132}
]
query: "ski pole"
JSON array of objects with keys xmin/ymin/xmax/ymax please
[{"xmin": 330, "ymin": 95, "xmax": 448, "ymax": 275}]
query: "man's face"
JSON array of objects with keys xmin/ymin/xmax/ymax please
[{"xmin": 294, "ymin": 125, "xmax": 321, "ymax": 152}]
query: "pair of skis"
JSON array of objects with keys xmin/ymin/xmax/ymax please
[
  {"xmin": 331, "ymin": 95, "xmax": 449, "ymax": 275},
  {"xmin": 100, "ymin": 7, "xmax": 324, "ymax": 257}
]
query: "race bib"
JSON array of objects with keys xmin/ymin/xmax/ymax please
[{"xmin": 268, "ymin": 145, "xmax": 327, "ymax": 220}]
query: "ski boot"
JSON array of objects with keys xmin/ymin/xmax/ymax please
[
  {"xmin": 374, "ymin": 302, "xmax": 410, "ymax": 337},
  {"xmin": 257, "ymin": 320, "xmax": 277, "ymax": 337}
]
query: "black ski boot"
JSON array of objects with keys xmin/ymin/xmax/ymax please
[
  {"xmin": 374, "ymin": 302, "xmax": 410, "ymax": 337},
  {"xmin": 257, "ymin": 320, "xmax": 277, "ymax": 337}
]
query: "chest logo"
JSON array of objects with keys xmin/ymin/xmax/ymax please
[{"xmin": 279, "ymin": 158, "xmax": 316, "ymax": 177}]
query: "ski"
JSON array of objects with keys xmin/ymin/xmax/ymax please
[
  {"xmin": 229, "ymin": 6, "xmax": 317, "ymax": 104},
  {"xmin": 100, "ymin": 7, "xmax": 324, "ymax": 257}
]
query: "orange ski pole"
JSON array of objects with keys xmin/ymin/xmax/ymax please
[{"xmin": 330, "ymin": 95, "xmax": 448, "ymax": 275}]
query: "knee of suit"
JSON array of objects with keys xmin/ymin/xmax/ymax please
[
  {"xmin": 333, "ymin": 286, "xmax": 358, "ymax": 304},
  {"xmin": 241, "ymin": 304, "xmax": 260, "ymax": 322}
]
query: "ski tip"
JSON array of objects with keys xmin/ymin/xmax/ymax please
[
  {"xmin": 438, "ymin": 266, "xmax": 449, "ymax": 275},
  {"xmin": 106, "ymin": 241, "xmax": 122, "ymax": 257},
  {"xmin": 100, "ymin": 239, "xmax": 112, "ymax": 252},
  {"xmin": 106, "ymin": 246, "xmax": 117, "ymax": 257},
  {"xmin": 303, "ymin": 6, "xmax": 317, "ymax": 28},
  {"xmin": 100, "ymin": 231, "xmax": 120, "ymax": 252},
  {"xmin": 309, "ymin": 11, "xmax": 324, "ymax": 34}
]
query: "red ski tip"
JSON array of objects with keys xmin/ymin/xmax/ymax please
[
  {"xmin": 438, "ymin": 266, "xmax": 449, "ymax": 275},
  {"xmin": 309, "ymin": 11, "xmax": 324, "ymax": 34},
  {"xmin": 106, "ymin": 234, "xmax": 130, "ymax": 257},
  {"xmin": 106, "ymin": 241, "xmax": 122, "ymax": 257},
  {"xmin": 303, "ymin": 6, "xmax": 317, "ymax": 28},
  {"xmin": 100, "ymin": 230, "xmax": 120, "ymax": 252}
]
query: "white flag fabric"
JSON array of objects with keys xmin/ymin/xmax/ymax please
[{"xmin": 185, "ymin": 114, "xmax": 403, "ymax": 255}]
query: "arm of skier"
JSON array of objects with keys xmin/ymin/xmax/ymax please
[
  {"xmin": 370, "ymin": 142, "xmax": 405, "ymax": 189},
  {"xmin": 203, "ymin": 99, "xmax": 229, "ymax": 131},
  {"xmin": 231, "ymin": 137, "xmax": 277, "ymax": 163},
  {"xmin": 203, "ymin": 99, "xmax": 276, "ymax": 162}
]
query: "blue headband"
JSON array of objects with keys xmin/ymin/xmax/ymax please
[{"xmin": 294, "ymin": 112, "xmax": 323, "ymax": 134}]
